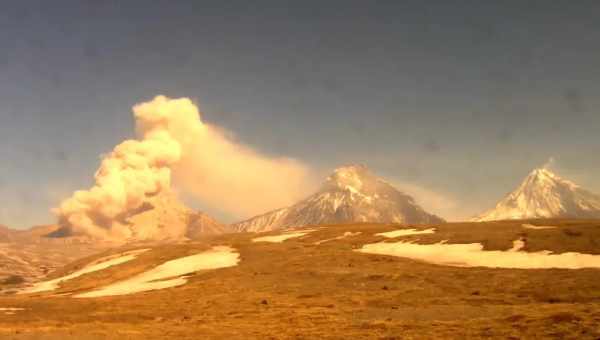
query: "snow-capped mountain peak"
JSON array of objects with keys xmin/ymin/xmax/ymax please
[
  {"xmin": 324, "ymin": 164, "xmax": 379, "ymax": 201},
  {"xmin": 474, "ymin": 167, "xmax": 600, "ymax": 221},
  {"xmin": 327, "ymin": 164, "xmax": 368, "ymax": 190},
  {"xmin": 233, "ymin": 165, "xmax": 444, "ymax": 232},
  {"xmin": 524, "ymin": 168, "xmax": 577, "ymax": 189}
]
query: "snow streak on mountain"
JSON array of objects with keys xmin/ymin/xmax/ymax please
[
  {"xmin": 474, "ymin": 168, "xmax": 600, "ymax": 221},
  {"xmin": 233, "ymin": 165, "xmax": 444, "ymax": 232}
]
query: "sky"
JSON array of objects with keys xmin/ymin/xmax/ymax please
[{"xmin": 1, "ymin": 1, "xmax": 600, "ymax": 228}]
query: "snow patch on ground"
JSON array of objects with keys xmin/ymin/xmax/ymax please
[
  {"xmin": 522, "ymin": 223, "xmax": 557, "ymax": 230},
  {"xmin": 19, "ymin": 248, "xmax": 150, "ymax": 294},
  {"xmin": 376, "ymin": 228, "xmax": 436, "ymax": 238},
  {"xmin": 252, "ymin": 229, "xmax": 316, "ymax": 243},
  {"xmin": 0, "ymin": 307, "xmax": 25, "ymax": 315},
  {"xmin": 75, "ymin": 246, "xmax": 239, "ymax": 298},
  {"xmin": 357, "ymin": 238, "xmax": 600, "ymax": 269},
  {"xmin": 509, "ymin": 238, "xmax": 525, "ymax": 252},
  {"xmin": 314, "ymin": 232, "xmax": 362, "ymax": 245}
]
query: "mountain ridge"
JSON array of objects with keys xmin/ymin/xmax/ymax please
[
  {"xmin": 474, "ymin": 167, "xmax": 600, "ymax": 221},
  {"xmin": 233, "ymin": 165, "xmax": 444, "ymax": 232}
]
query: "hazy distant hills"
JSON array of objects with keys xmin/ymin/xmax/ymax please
[
  {"xmin": 233, "ymin": 165, "xmax": 444, "ymax": 232},
  {"xmin": 5, "ymin": 165, "xmax": 600, "ymax": 244},
  {"xmin": 4, "ymin": 164, "xmax": 600, "ymax": 286},
  {"xmin": 0, "ymin": 225, "xmax": 14, "ymax": 243},
  {"xmin": 474, "ymin": 168, "xmax": 600, "ymax": 221}
]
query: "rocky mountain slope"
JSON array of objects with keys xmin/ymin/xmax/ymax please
[
  {"xmin": 233, "ymin": 165, "xmax": 444, "ymax": 232},
  {"xmin": 474, "ymin": 168, "xmax": 600, "ymax": 221},
  {"xmin": 186, "ymin": 212, "xmax": 227, "ymax": 238}
]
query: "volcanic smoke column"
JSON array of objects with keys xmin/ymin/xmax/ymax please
[
  {"xmin": 55, "ymin": 95, "xmax": 314, "ymax": 240},
  {"xmin": 54, "ymin": 96, "xmax": 194, "ymax": 240}
]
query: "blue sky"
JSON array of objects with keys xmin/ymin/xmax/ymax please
[{"xmin": 2, "ymin": 1, "xmax": 600, "ymax": 227}]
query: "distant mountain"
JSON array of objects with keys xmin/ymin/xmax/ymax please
[
  {"xmin": 52, "ymin": 191, "xmax": 226, "ymax": 242},
  {"xmin": 0, "ymin": 224, "xmax": 62, "ymax": 243},
  {"xmin": 233, "ymin": 165, "xmax": 444, "ymax": 232},
  {"xmin": 0, "ymin": 224, "xmax": 14, "ymax": 243},
  {"xmin": 186, "ymin": 212, "xmax": 227, "ymax": 238},
  {"xmin": 474, "ymin": 168, "xmax": 600, "ymax": 221},
  {"xmin": 123, "ymin": 191, "xmax": 195, "ymax": 241}
]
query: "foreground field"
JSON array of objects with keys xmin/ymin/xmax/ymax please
[{"xmin": 1, "ymin": 220, "xmax": 600, "ymax": 339}]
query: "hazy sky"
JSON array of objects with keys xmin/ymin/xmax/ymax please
[{"xmin": 2, "ymin": 1, "xmax": 600, "ymax": 227}]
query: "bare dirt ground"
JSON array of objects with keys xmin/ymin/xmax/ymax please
[{"xmin": 1, "ymin": 220, "xmax": 600, "ymax": 339}]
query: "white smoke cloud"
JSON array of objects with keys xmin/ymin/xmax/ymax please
[
  {"xmin": 390, "ymin": 179, "xmax": 475, "ymax": 221},
  {"xmin": 171, "ymin": 122, "xmax": 315, "ymax": 219},
  {"xmin": 55, "ymin": 97, "xmax": 183, "ymax": 240},
  {"xmin": 55, "ymin": 95, "xmax": 315, "ymax": 239},
  {"xmin": 134, "ymin": 96, "xmax": 315, "ymax": 218}
]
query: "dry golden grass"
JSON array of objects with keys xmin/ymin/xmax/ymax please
[{"xmin": 1, "ymin": 220, "xmax": 600, "ymax": 339}]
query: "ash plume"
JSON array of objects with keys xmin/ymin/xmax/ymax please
[{"xmin": 55, "ymin": 95, "xmax": 314, "ymax": 239}]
